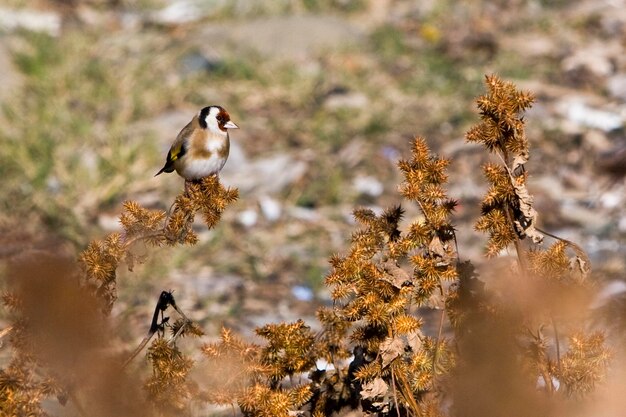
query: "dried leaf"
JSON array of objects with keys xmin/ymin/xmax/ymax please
[
  {"xmin": 426, "ymin": 290, "xmax": 445, "ymax": 310},
  {"xmin": 428, "ymin": 236, "xmax": 446, "ymax": 258},
  {"xmin": 360, "ymin": 377, "xmax": 389, "ymax": 400},
  {"xmin": 521, "ymin": 224, "xmax": 544, "ymax": 245},
  {"xmin": 406, "ymin": 330, "xmax": 424, "ymax": 353},
  {"xmin": 567, "ymin": 240, "xmax": 591, "ymax": 281},
  {"xmin": 512, "ymin": 150, "xmax": 529, "ymax": 174},
  {"xmin": 125, "ymin": 252, "xmax": 135, "ymax": 272},
  {"xmin": 380, "ymin": 336, "xmax": 404, "ymax": 368},
  {"xmin": 380, "ymin": 259, "xmax": 412, "ymax": 289},
  {"xmin": 507, "ymin": 154, "xmax": 544, "ymax": 244},
  {"xmin": 573, "ymin": 256, "xmax": 587, "ymax": 273}
]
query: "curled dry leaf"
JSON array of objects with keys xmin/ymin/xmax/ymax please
[
  {"xmin": 406, "ymin": 330, "xmax": 424, "ymax": 353},
  {"xmin": 428, "ymin": 235, "xmax": 456, "ymax": 267},
  {"xmin": 567, "ymin": 240, "xmax": 591, "ymax": 282},
  {"xmin": 507, "ymin": 152, "xmax": 544, "ymax": 244},
  {"xmin": 512, "ymin": 186, "xmax": 543, "ymax": 244},
  {"xmin": 380, "ymin": 259, "xmax": 412, "ymax": 289},
  {"xmin": 426, "ymin": 289, "xmax": 445, "ymax": 310},
  {"xmin": 512, "ymin": 150, "xmax": 529, "ymax": 174},
  {"xmin": 571, "ymin": 256, "xmax": 589, "ymax": 282},
  {"xmin": 428, "ymin": 236, "xmax": 446, "ymax": 258},
  {"xmin": 360, "ymin": 377, "xmax": 389, "ymax": 400},
  {"xmin": 380, "ymin": 336, "xmax": 404, "ymax": 368}
]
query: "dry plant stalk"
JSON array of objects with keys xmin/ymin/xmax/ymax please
[
  {"xmin": 449, "ymin": 75, "xmax": 610, "ymax": 416},
  {"xmin": 466, "ymin": 74, "xmax": 542, "ymax": 260}
]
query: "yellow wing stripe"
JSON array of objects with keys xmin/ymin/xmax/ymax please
[{"xmin": 169, "ymin": 143, "xmax": 182, "ymax": 161}]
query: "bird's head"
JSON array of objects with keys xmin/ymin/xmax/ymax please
[{"xmin": 199, "ymin": 105, "xmax": 238, "ymax": 135}]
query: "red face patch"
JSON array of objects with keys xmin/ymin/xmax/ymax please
[{"xmin": 216, "ymin": 109, "xmax": 230, "ymax": 131}]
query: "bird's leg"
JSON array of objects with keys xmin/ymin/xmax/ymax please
[{"xmin": 184, "ymin": 179, "xmax": 192, "ymax": 195}]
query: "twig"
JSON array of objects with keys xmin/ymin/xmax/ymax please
[
  {"xmin": 395, "ymin": 371, "xmax": 420, "ymax": 416},
  {"xmin": 432, "ymin": 284, "xmax": 446, "ymax": 371},
  {"xmin": 168, "ymin": 319, "xmax": 192, "ymax": 345},
  {"xmin": 0, "ymin": 325, "xmax": 13, "ymax": 341},
  {"xmin": 536, "ymin": 226, "xmax": 589, "ymax": 259},
  {"xmin": 121, "ymin": 231, "xmax": 162, "ymax": 248},
  {"xmin": 415, "ymin": 195, "xmax": 455, "ymax": 373},
  {"xmin": 551, "ymin": 316, "xmax": 562, "ymax": 377},
  {"xmin": 121, "ymin": 334, "xmax": 155, "ymax": 370},
  {"xmin": 505, "ymin": 207, "xmax": 529, "ymax": 274},
  {"xmin": 162, "ymin": 199, "xmax": 178, "ymax": 227},
  {"xmin": 432, "ymin": 306, "xmax": 445, "ymax": 371},
  {"xmin": 528, "ymin": 327, "xmax": 554, "ymax": 394},
  {"xmin": 390, "ymin": 368, "xmax": 401, "ymax": 417}
]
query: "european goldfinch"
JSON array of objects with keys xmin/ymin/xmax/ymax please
[{"xmin": 155, "ymin": 105, "xmax": 239, "ymax": 181}]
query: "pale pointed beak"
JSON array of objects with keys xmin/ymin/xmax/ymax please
[{"xmin": 224, "ymin": 120, "xmax": 239, "ymax": 129}]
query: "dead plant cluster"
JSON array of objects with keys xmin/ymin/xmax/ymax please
[{"xmin": 0, "ymin": 76, "xmax": 613, "ymax": 417}]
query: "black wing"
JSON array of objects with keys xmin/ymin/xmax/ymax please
[{"xmin": 155, "ymin": 141, "xmax": 187, "ymax": 176}]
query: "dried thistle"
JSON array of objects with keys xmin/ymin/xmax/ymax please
[
  {"xmin": 144, "ymin": 338, "xmax": 195, "ymax": 414},
  {"xmin": 1, "ymin": 175, "xmax": 238, "ymax": 415},
  {"xmin": 199, "ymin": 326, "xmax": 314, "ymax": 416},
  {"xmin": 1, "ymin": 252, "xmax": 149, "ymax": 416},
  {"xmin": 79, "ymin": 175, "xmax": 238, "ymax": 314},
  {"xmin": 467, "ymin": 74, "xmax": 543, "ymax": 257},
  {"xmin": 461, "ymin": 75, "xmax": 610, "ymax": 408},
  {"xmin": 316, "ymin": 136, "xmax": 457, "ymax": 415},
  {"xmin": 558, "ymin": 332, "xmax": 611, "ymax": 396},
  {"xmin": 238, "ymin": 383, "xmax": 312, "ymax": 417},
  {"xmin": 164, "ymin": 175, "xmax": 239, "ymax": 245},
  {"xmin": 210, "ymin": 137, "xmax": 459, "ymax": 416},
  {"xmin": 199, "ymin": 328, "xmax": 267, "ymax": 405},
  {"xmin": 256, "ymin": 320, "xmax": 317, "ymax": 384},
  {"xmin": 3, "ymin": 75, "xmax": 616, "ymax": 417}
]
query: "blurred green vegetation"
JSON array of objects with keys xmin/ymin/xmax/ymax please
[
  {"xmin": 213, "ymin": 0, "xmax": 366, "ymax": 18},
  {"xmin": 1, "ymin": 30, "xmax": 184, "ymax": 245}
]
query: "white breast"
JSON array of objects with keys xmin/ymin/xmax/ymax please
[
  {"xmin": 178, "ymin": 155, "xmax": 227, "ymax": 180},
  {"xmin": 206, "ymin": 134, "xmax": 225, "ymax": 152},
  {"xmin": 176, "ymin": 134, "xmax": 229, "ymax": 180}
]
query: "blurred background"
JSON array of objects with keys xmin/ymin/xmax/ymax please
[{"xmin": 1, "ymin": 0, "xmax": 625, "ymax": 341}]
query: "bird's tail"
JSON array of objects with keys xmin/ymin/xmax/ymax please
[{"xmin": 155, "ymin": 165, "xmax": 175, "ymax": 177}]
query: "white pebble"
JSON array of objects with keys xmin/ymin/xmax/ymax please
[
  {"xmin": 353, "ymin": 176, "xmax": 384, "ymax": 197},
  {"xmin": 259, "ymin": 195, "xmax": 282, "ymax": 222},
  {"xmin": 238, "ymin": 209, "xmax": 258, "ymax": 227}
]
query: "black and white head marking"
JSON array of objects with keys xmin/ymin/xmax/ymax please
[{"xmin": 199, "ymin": 105, "xmax": 236, "ymax": 133}]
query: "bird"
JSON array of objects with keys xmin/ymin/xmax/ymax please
[{"xmin": 155, "ymin": 105, "xmax": 238, "ymax": 184}]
